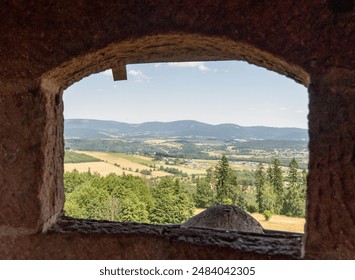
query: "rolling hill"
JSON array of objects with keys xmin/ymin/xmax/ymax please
[{"xmin": 64, "ymin": 119, "xmax": 308, "ymax": 141}]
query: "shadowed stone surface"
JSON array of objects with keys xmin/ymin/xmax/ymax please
[
  {"xmin": 0, "ymin": 217, "xmax": 303, "ymax": 259},
  {"xmin": 182, "ymin": 205, "xmax": 264, "ymax": 234}
]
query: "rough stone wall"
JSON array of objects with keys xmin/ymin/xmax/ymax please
[
  {"xmin": 0, "ymin": 84, "xmax": 63, "ymax": 233},
  {"xmin": 306, "ymin": 70, "xmax": 355, "ymax": 259},
  {"xmin": 0, "ymin": 0, "xmax": 354, "ymax": 259},
  {"xmin": 1, "ymin": 1, "xmax": 353, "ymax": 87},
  {"xmin": 0, "ymin": 217, "xmax": 303, "ymax": 260}
]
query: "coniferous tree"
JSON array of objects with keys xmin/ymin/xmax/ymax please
[
  {"xmin": 150, "ymin": 177, "xmax": 194, "ymax": 224},
  {"xmin": 205, "ymin": 167, "xmax": 214, "ymax": 182},
  {"xmin": 255, "ymin": 162, "xmax": 276, "ymax": 216},
  {"xmin": 229, "ymin": 170, "xmax": 247, "ymax": 209},
  {"xmin": 194, "ymin": 177, "xmax": 214, "ymax": 208},
  {"xmin": 288, "ymin": 158, "xmax": 299, "ymax": 186},
  {"xmin": 65, "ymin": 181, "xmax": 111, "ymax": 220},
  {"xmin": 255, "ymin": 162, "xmax": 266, "ymax": 212},
  {"xmin": 266, "ymin": 165, "xmax": 273, "ymax": 183},
  {"xmin": 267, "ymin": 158, "xmax": 283, "ymax": 214},
  {"xmin": 301, "ymin": 169, "xmax": 307, "ymax": 199},
  {"xmin": 111, "ymin": 187, "xmax": 150, "ymax": 223},
  {"xmin": 213, "ymin": 155, "xmax": 247, "ymax": 207},
  {"xmin": 214, "ymin": 155, "xmax": 233, "ymax": 204},
  {"xmin": 260, "ymin": 180, "xmax": 277, "ymax": 219},
  {"xmin": 64, "ymin": 169, "xmax": 94, "ymax": 193},
  {"xmin": 282, "ymin": 158, "xmax": 305, "ymax": 217}
]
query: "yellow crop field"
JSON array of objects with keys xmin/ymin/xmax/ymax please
[
  {"xmin": 144, "ymin": 139, "xmax": 183, "ymax": 148},
  {"xmin": 194, "ymin": 208, "xmax": 305, "ymax": 233},
  {"xmin": 75, "ymin": 151, "xmax": 152, "ymax": 170},
  {"xmin": 250, "ymin": 213, "xmax": 305, "ymax": 233},
  {"xmin": 64, "ymin": 150, "xmax": 211, "ymax": 177},
  {"xmin": 160, "ymin": 164, "xmax": 206, "ymax": 175},
  {"xmin": 64, "ymin": 162, "xmax": 136, "ymax": 176},
  {"xmin": 64, "ymin": 151, "xmax": 171, "ymax": 178},
  {"xmin": 72, "ymin": 150, "xmax": 206, "ymax": 176},
  {"xmin": 207, "ymin": 150, "xmax": 224, "ymax": 157}
]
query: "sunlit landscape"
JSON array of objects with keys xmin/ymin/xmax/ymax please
[{"xmin": 63, "ymin": 61, "xmax": 308, "ymax": 232}]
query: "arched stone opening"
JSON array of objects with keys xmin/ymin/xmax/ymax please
[
  {"xmin": 41, "ymin": 33, "xmax": 311, "ymax": 216},
  {"xmin": 37, "ymin": 33, "xmax": 309, "ymax": 257},
  {"xmin": 42, "ymin": 33, "xmax": 310, "ymax": 90},
  {"xmin": 0, "ymin": 1, "xmax": 353, "ymax": 260}
]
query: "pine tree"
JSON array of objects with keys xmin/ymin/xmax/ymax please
[
  {"xmin": 194, "ymin": 177, "xmax": 213, "ymax": 208},
  {"xmin": 301, "ymin": 169, "xmax": 307, "ymax": 199},
  {"xmin": 288, "ymin": 158, "xmax": 299, "ymax": 186},
  {"xmin": 254, "ymin": 162, "xmax": 266, "ymax": 212},
  {"xmin": 214, "ymin": 155, "xmax": 233, "ymax": 204},
  {"xmin": 282, "ymin": 158, "xmax": 305, "ymax": 217},
  {"xmin": 255, "ymin": 162, "xmax": 276, "ymax": 216},
  {"xmin": 213, "ymin": 155, "xmax": 247, "ymax": 206},
  {"xmin": 260, "ymin": 180, "xmax": 276, "ymax": 219},
  {"xmin": 227, "ymin": 169, "xmax": 247, "ymax": 209},
  {"xmin": 267, "ymin": 158, "xmax": 283, "ymax": 214},
  {"xmin": 111, "ymin": 187, "xmax": 149, "ymax": 223},
  {"xmin": 65, "ymin": 181, "xmax": 111, "ymax": 220},
  {"xmin": 150, "ymin": 177, "xmax": 195, "ymax": 224}
]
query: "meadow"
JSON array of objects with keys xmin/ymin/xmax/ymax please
[
  {"xmin": 64, "ymin": 151, "xmax": 170, "ymax": 177},
  {"xmin": 64, "ymin": 150, "xmax": 206, "ymax": 177}
]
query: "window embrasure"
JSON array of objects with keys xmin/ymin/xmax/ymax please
[{"xmin": 62, "ymin": 61, "xmax": 308, "ymax": 236}]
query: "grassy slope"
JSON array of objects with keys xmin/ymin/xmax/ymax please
[
  {"xmin": 64, "ymin": 151, "xmax": 102, "ymax": 163},
  {"xmin": 250, "ymin": 213, "xmax": 305, "ymax": 233},
  {"xmin": 65, "ymin": 151, "xmax": 171, "ymax": 177},
  {"xmin": 109, "ymin": 153, "xmax": 155, "ymax": 166}
]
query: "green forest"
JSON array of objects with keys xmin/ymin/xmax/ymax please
[{"xmin": 64, "ymin": 156, "xmax": 306, "ymax": 224}]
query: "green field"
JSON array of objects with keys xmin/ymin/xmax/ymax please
[
  {"xmin": 107, "ymin": 152, "xmax": 155, "ymax": 167},
  {"xmin": 64, "ymin": 150, "xmax": 171, "ymax": 177},
  {"xmin": 64, "ymin": 151, "xmax": 102, "ymax": 164},
  {"xmin": 65, "ymin": 137, "xmax": 309, "ymax": 169},
  {"xmin": 64, "ymin": 150, "xmax": 205, "ymax": 177}
]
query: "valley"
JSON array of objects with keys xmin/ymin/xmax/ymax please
[
  {"xmin": 64, "ymin": 119, "xmax": 309, "ymax": 169},
  {"xmin": 63, "ymin": 119, "xmax": 308, "ymax": 232}
]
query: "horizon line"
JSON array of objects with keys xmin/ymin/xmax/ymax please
[{"xmin": 65, "ymin": 118, "xmax": 308, "ymax": 130}]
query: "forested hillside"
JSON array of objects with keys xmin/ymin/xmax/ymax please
[{"xmin": 65, "ymin": 156, "xmax": 306, "ymax": 224}]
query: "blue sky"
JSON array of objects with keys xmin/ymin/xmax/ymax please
[{"xmin": 64, "ymin": 61, "xmax": 308, "ymax": 129}]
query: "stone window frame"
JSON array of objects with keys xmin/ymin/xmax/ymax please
[{"xmin": 37, "ymin": 34, "xmax": 311, "ymax": 259}]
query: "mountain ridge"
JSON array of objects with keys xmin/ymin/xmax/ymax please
[{"xmin": 64, "ymin": 119, "xmax": 308, "ymax": 141}]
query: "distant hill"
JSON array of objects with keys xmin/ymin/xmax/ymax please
[{"xmin": 64, "ymin": 119, "xmax": 308, "ymax": 141}]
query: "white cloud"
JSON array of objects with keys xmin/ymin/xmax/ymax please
[
  {"xmin": 128, "ymin": 69, "xmax": 151, "ymax": 83},
  {"xmin": 198, "ymin": 64, "xmax": 209, "ymax": 72},
  {"xmin": 167, "ymin": 62, "xmax": 211, "ymax": 72},
  {"xmin": 265, "ymin": 108, "xmax": 271, "ymax": 112},
  {"xmin": 102, "ymin": 69, "xmax": 113, "ymax": 77},
  {"xmin": 295, "ymin": 110, "xmax": 304, "ymax": 113},
  {"xmin": 279, "ymin": 107, "xmax": 287, "ymax": 111}
]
